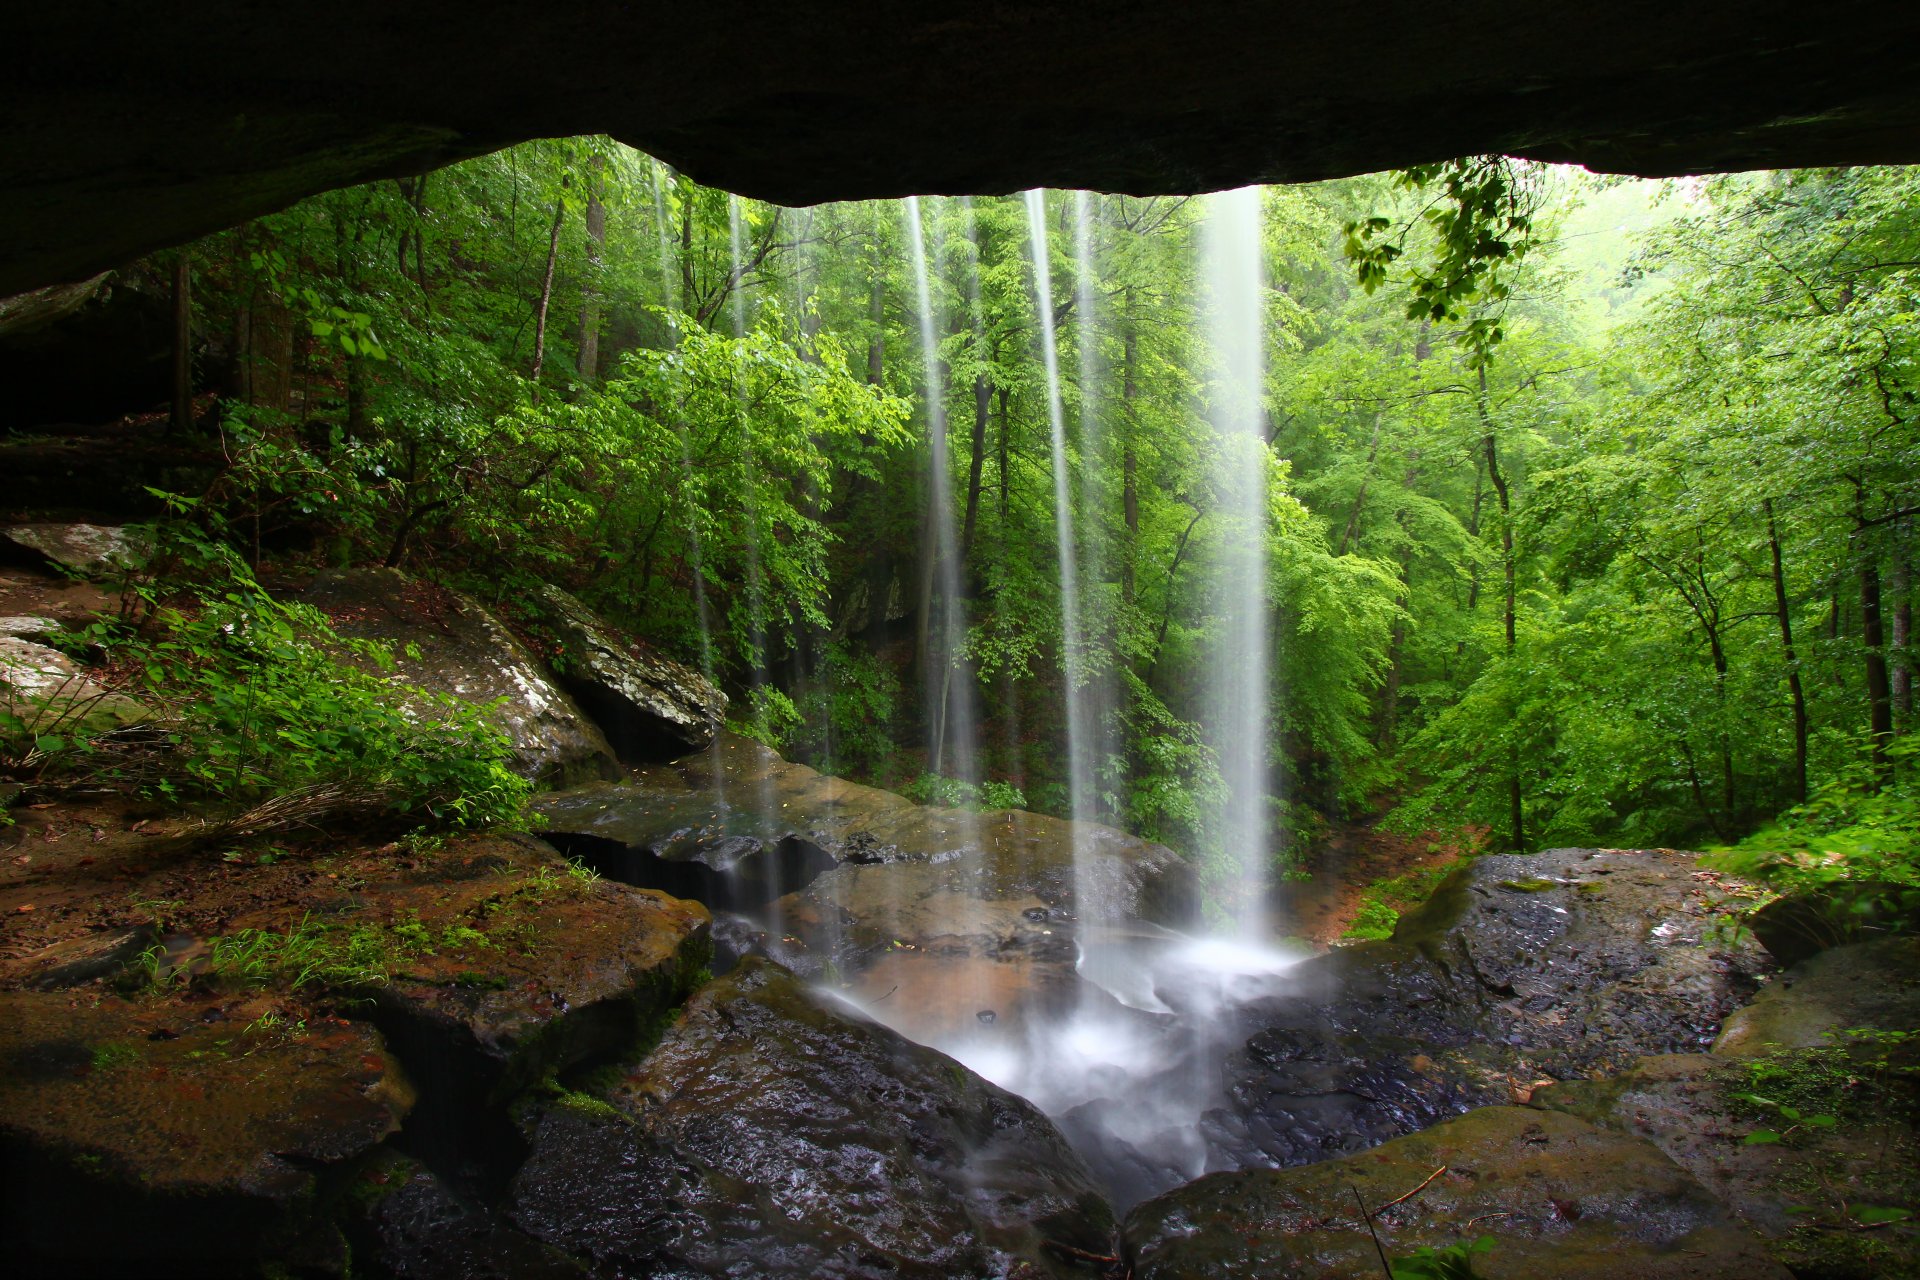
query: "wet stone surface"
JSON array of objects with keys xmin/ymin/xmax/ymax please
[
  {"xmin": 305, "ymin": 567, "xmax": 618, "ymax": 786},
  {"xmin": 508, "ymin": 957, "xmax": 1117, "ymax": 1279},
  {"xmin": 0, "ymin": 988, "xmax": 413, "ymax": 1275},
  {"xmin": 1207, "ymin": 848, "xmax": 1771, "ymax": 1173},
  {"xmin": 1124, "ymin": 1105, "xmax": 1792, "ymax": 1279}
]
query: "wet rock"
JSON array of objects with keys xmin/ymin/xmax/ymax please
[
  {"xmin": 2, "ymin": 521, "xmax": 149, "ymax": 577},
  {"xmin": 304, "ymin": 567, "xmax": 617, "ymax": 786},
  {"xmin": 1747, "ymin": 881, "xmax": 1920, "ymax": 968},
  {"xmin": 25, "ymin": 923, "xmax": 158, "ymax": 989},
  {"xmin": 540, "ymin": 733, "xmax": 1196, "ymax": 928},
  {"xmin": 355, "ymin": 849, "xmax": 713, "ymax": 1106},
  {"xmin": 0, "ymin": 634, "xmax": 153, "ymax": 735},
  {"xmin": 1213, "ymin": 848, "xmax": 1768, "ymax": 1172},
  {"xmin": 508, "ymin": 957, "xmax": 1115, "ymax": 1279},
  {"xmin": 344, "ymin": 1151, "xmax": 589, "ymax": 1280},
  {"xmin": 1124, "ymin": 1105, "xmax": 1790, "ymax": 1280},
  {"xmin": 535, "ymin": 584, "xmax": 725, "ymax": 760},
  {"xmin": 1533, "ymin": 1053, "xmax": 1920, "ymax": 1278},
  {"xmin": 0, "ymin": 613, "xmax": 60, "ymax": 641},
  {"xmin": 1714, "ymin": 935, "xmax": 1920, "ymax": 1057},
  {"xmin": 0, "ymin": 989, "xmax": 412, "ymax": 1277}
]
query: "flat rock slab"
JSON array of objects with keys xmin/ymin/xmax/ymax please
[
  {"xmin": 1124, "ymin": 1105, "xmax": 1791, "ymax": 1280},
  {"xmin": 536, "ymin": 584, "xmax": 725, "ymax": 760},
  {"xmin": 1715, "ymin": 936, "xmax": 1920, "ymax": 1057},
  {"xmin": 0, "ymin": 989, "xmax": 412, "ymax": 1272},
  {"xmin": 3, "ymin": 522, "xmax": 148, "ymax": 577},
  {"xmin": 541, "ymin": 732, "xmax": 1196, "ymax": 930},
  {"xmin": 366, "ymin": 872, "xmax": 713, "ymax": 1104},
  {"xmin": 509, "ymin": 957, "xmax": 1116, "ymax": 1279},
  {"xmin": 1534, "ymin": 1053, "xmax": 1920, "ymax": 1277},
  {"xmin": 304, "ymin": 567, "xmax": 616, "ymax": 785},
  {"xmin": 1211, "ymin": 847, "xmax": 1769, "ymax": 1172}
]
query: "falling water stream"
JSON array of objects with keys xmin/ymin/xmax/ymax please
[
  {"xmin": 1201, "ymin": 186, "xmax": 1273, "ymax": 936},
  {"xmin": 636, "ymin": 185, "xmax": 1302, "ymax": 1209}
]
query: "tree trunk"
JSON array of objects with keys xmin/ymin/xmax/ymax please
[
  {"xmin": 866, "ymin": 270, "xmax": 885, "ymax": 387},
  {"xmin": 1864, "ymin": 556, "xmax": 1894, "ymax": 787},
  {"xmin": 1893, "ymin": 538, "xmax": 1913, "ymax": 729},
  {"xmin": 1764, "ymin": 499, "xmax": 1810, "ymax": 804},
  {"xmin": 530, "ymin": 198, "xmax": 565, "ymax": 396},
  {"xmin": 170, "ymin": 255, "xmax": 192, "ymax": 433},
  {"xmin": 1121, "ymin": 309, "xmax": 1140, "ymax": 604},
  {"xmin": 576, "ymin": 156, "xmax": 606, "ymax": 380},
  {"xmin": 961, "ymin": 372, "xmax": 989, "ymax": 565},
  {"xmin": 1478, "ymin": 367, "xmax": 1520, "ymax": 850}
]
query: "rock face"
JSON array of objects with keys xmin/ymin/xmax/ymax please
[
  {"xmin": 535, "ymin": 584, "xmax": 725, "ymax": 761},
  {"xmin": 1123, "ymin": 1105, "xmax": 1791, "ymax": 1279},
  {"xmin": 0, "ymin": 634, "xmax": 152, "ymax": 736},
  {"xmin": 1208, "ymin": 848, "xmax": 1769, "ymax": 1172},
  {"xmin": 508, "ymin": 957, "xmax": 1116, "ymax": 1279},
  {"xmin": 3, "ymin": 522, "xmax": 147, "ymax": 577},
  {"xmin": 0, "ymin": 989, "xmax": 413, "ymax": 1276},
  {"xmin": 304, "ymin": 567, "xmax": 617, "ymax": 785},
  {"xmin": 9, "ymin": 6, "xmax": 1920, "ymax": 295}
]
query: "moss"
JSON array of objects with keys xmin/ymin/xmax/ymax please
[
  {"xmin": 1498, "ymin": 877, "xmax": 1559, "ymax": 893},
  {"xmin": 89, "ymin": 1039, "xmax": 143, "ymax": 1070}
]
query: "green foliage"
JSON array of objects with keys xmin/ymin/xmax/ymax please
[
  {"xmin": 36, "ymin": 503, "xmax": 532, "ymax": 829},
  {"xmin": 900, "ymin": 772, "xmax": 1027, "ymax": 811},
  {"xmin": 1341, "ymin": 861, "xmax": 1463, "ymax": 941},
  {"xmin": 1390, "ymin": 1235, "xmax": 1493, "ymax": 1280},
  {"xmin": 789, "ymin": 642, "xmax": 901, "ymax": 773}
]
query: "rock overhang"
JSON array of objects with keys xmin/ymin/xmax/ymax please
[{"xmin": 7, "ymin": 2, "xmax": 1920, "ymax": 294}]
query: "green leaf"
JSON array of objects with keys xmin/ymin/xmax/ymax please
[{"xmin": 1742, "ymin": 1129, "xmax": 1783, "ymax": 1145}]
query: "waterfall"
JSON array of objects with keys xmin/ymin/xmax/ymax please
[
  {"xmin": 904, "ymin": 196, "xmax": 981, "ymax": 795},
  {"xmin": 1025, "ymin": 190, "xmax": 1104, "ymax": 936},
  {"xmin": 1201, "ymin": 186, "xmax": 1272, "ymax": 936}
]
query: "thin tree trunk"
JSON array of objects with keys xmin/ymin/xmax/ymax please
[
  {"xmin": 1478, "ymin": 367, "xmax": 1520, "ymax": 850},
  {"xmin": 1893, "ymin": 538, "xmax": 1913, "ymax": 729},
  {"xmin": 530, "ymin": 198, "xmax": 565, "ymax": 396},
  {"xmin": 576, "ymin": 157, "xmax": 606, "ymax": 380},
  {"xmin": 1121, "ymin": 304, "xmax": 1140, "ymax": 604},
  {"xmin": 1864, "ymin": 556, "xmax": 1894, "ymax": 787},
  {"xmin": 170, "ymin": 255, "xmax": 192, "ymax": 433},
  {"xmin": 961, "ymin": 373, "xmax": 989, "ymax": 565},
  {"xmin": 1764, "ymin": 499, "xmax": 1810, "ymax": 805}
]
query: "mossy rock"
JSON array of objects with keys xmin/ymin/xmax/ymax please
[
  {"xmin": 0, "ymin": 989, "xmax": 412, "ymax": 1276},
  {"xmin": 1123, "ymin": 1105, "xmax": 1790, "ymax": 1279}
]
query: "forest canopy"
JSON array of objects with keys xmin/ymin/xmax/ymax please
[{"xmin": 73, "ymin": 145, "xmax": 1920, "ymax": 893}]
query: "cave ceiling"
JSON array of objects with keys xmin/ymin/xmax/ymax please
[{"xmin": 7, "ymin": 2, "xmax": 1920, "ymax": 294}]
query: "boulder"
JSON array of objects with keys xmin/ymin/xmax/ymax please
[
  {"xmin": 0, "ymin": 989, "xmax": 413, "ymax": 1277},
  {"xmin": 303, "ymin": 567, "xmax": 617, "ymax": 786},
  {"xmin": 1208, "ymin": 848, "xmax": 1769, "ymax": 1173},
  {"xmin": 1714, "ymin": 935, "xmax": 1920, "ymax": 1057},
  {"xmin": 0, "ymin": 634, "xmax": 153, "ymax": 737},
  {"xmin": 3, "ymin": 522, "xmax": 148, "ymax": 577},
  {"xmin": 1123, "ymin": 1105, "xmax": 1790, "ymax": 1280},
  {"xmin": 535, "ymin": 584, "xmax": 725, "ymax": 760},
  {"xmin": 508, "ymin": 957, "xmax": 1116, "ymax": 1279},
  {"xmin": 1747, "ymin": 880, "xmax": 1920, "ymax": 968}
]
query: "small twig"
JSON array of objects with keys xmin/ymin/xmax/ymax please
[
  {"xmin": 1042, "ymin": 1239, "xmax": 1120, "ymax": 1265},
  {"xmin": 868, "ymin": 985, "xmax": 898, "ymax": 1004},
  {"xmin": 1375, "ymin": 1164, "xmax": 1448, "ymax": 1214},
  {"xmin": 1463, "ymin": 1211, "xmax": 1513, "ymax": 1230},
  {"xmin": 1353, "ymin": 1184, "xmax": 1393, "ymax": 1280}
]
